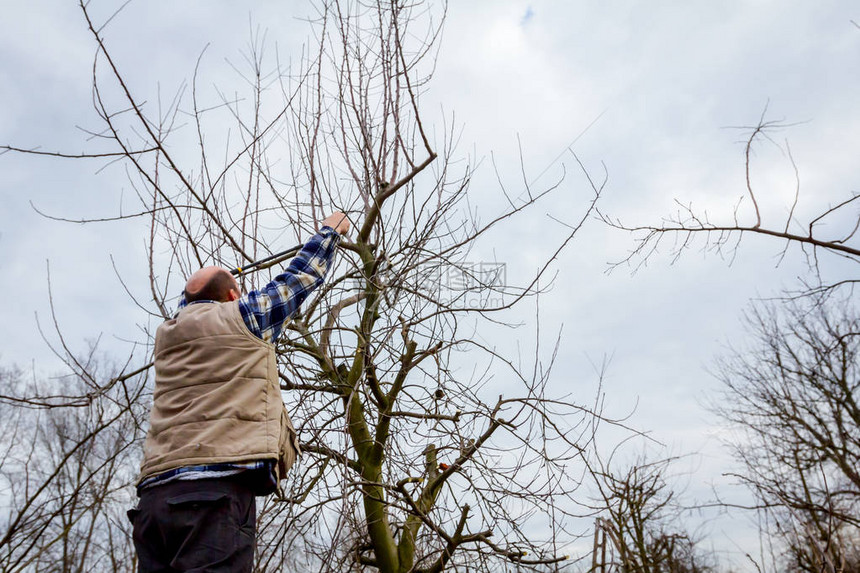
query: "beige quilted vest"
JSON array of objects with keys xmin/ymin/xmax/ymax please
[{"xmin": 139, "ymin": 301, "xmax": 300, "ymax": 486}]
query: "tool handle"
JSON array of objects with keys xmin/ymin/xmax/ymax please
[{"xmin": 230, "ymin": 244, "xmax": 303, "ymax": 277}]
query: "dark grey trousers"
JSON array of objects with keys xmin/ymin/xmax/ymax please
[{"xmin": 129, "ymin": 478, "xmax": 256, "ymax": 573}]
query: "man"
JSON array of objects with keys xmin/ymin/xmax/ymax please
[{"xmin": 130, "ymin": 212, "xmax": 350, "ymax": 572}]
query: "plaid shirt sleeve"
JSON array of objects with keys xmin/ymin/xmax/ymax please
[{"xmin": 237, "ymin": 226, "xmax": 341, "ymax": 344}]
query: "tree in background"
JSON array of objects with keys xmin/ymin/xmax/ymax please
[
  {"xmin": 592, "ymin": 14, "xmax": 859, "ymax": 566},
  {"xmin": 603, "ymin": 88, "xmax": 860, "ymax": 569},
  {"xmin": 586, "ymin": 451, "xmax": 716, "ymax": 573},
  {"xmin": 2, "ymin": 1, "xmax": 614, "ymax": 571},
  {"xmin": 714, "ymin": 297, "xmax": 860, "ymax": 573},
  {"xmin": 0, "ymin": 354, "xmax": 148, "ymax": 572}
]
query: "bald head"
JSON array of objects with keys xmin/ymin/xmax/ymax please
[{"xmin": 184, "ymin": 266, "xmax": 240, "ymax": 303}]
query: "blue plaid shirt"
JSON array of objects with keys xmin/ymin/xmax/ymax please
[{"xmin": 139, "ymin": 227, "xmax": 341, "ymax": 492}]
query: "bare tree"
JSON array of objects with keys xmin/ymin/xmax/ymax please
[
  {"xmin": 713, "ymin": 296, "xmax": 860, "ymax": 573},
  {"xmin": 586, "ymin": 451, "xmax": 716, "ymax": 573},
  {"xmin": 598, "ymin": 29, "xmax": 860, "ymax": 570},
  {"xmin": 3, "ymin": 1, "xmax": 616, "ymax": 571},
  {"xmin": 608, "ymin": 106, "xmax": 860, "ymax": 567},
  {"xmin": 0, "ymin": 348, "xmax": 148, "ymax": 572},
  {"xmin": 777, "ymin": 515, "xmax": 860, "ymax": 573}
]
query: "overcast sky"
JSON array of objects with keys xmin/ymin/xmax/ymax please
[{"xmin": 2, "ymin": 1, "xmax": 859, "ymax": 568}]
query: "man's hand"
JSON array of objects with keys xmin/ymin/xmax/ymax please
[{"xmin": 323, "ymin": 211, "xmax": 351, "ymax": 235}]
